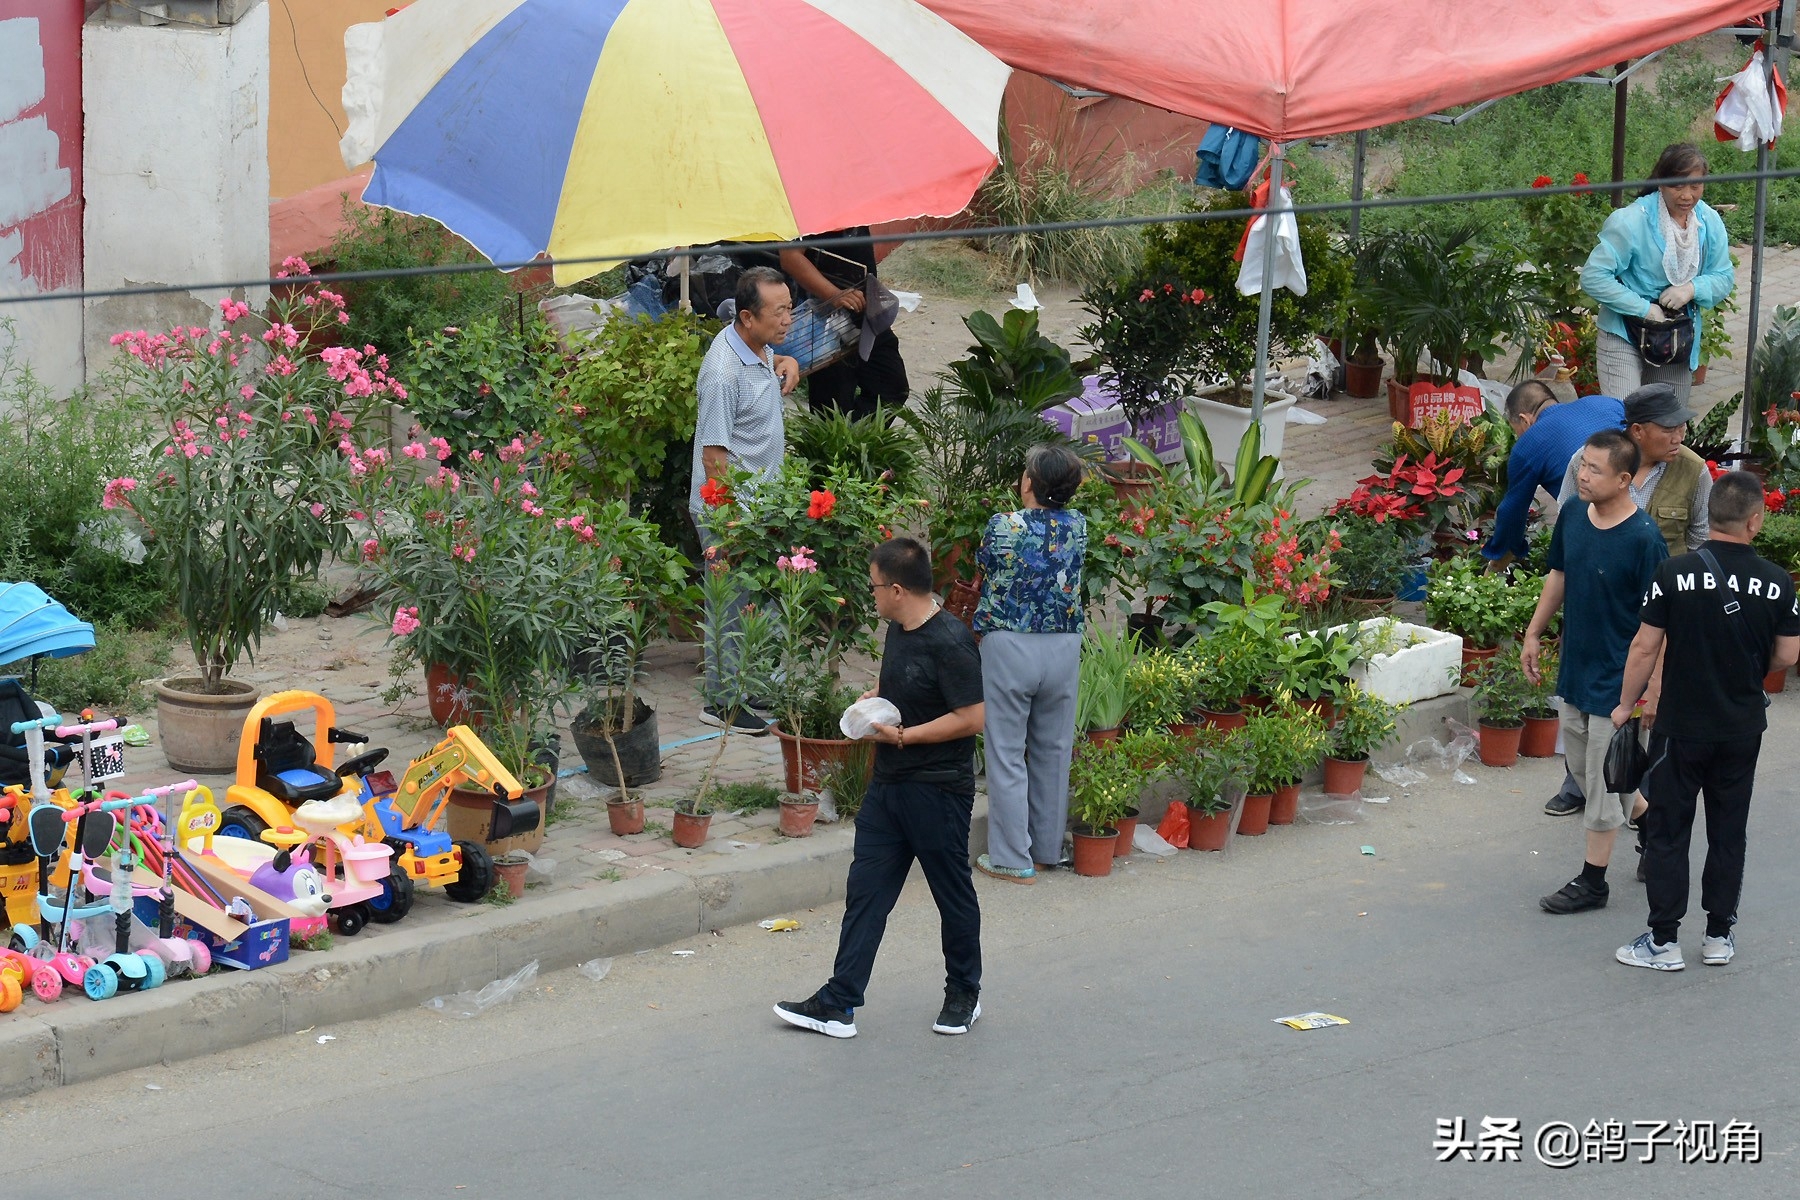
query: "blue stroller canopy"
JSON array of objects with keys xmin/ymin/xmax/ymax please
[{"xmin": 0, "ymin": 582, "xmax": 94, "ymax": 664}]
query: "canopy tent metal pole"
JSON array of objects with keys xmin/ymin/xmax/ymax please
[
  {"xmin": 1250, "ymin": 144, "xmax": 1285, "ymax": 423},
  {"xmin": 1738, "ymin": 3, "xmax": 1787, "ymax": 449},
  {"xmin": 1611, "ymin": 60, "xmax": 1631, "ymax": 208}
]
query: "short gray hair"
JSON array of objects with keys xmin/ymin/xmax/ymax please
[{"xmin": 735, "ymin": 266, "xmax": 788, "ymax": 321}]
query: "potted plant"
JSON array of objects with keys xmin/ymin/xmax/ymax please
[
  {"xmin": 1170, "ymin": 727, "xmax": 1249, "ymax": 850},
  {"xmin": 358, "ymin": 434, "xmax": 617, "ymax": 850},
  {"xmin": 1328, "ymin": 514, "xmax": 1417, "ymax": 611},
  {"xmin": 1076, "ymin": 624, "xmax": 1136, "ymax": 743},
  {"xmin": 1755, "ymin": 510, "xmax": 1800, "ymax": 582},
  {"xmin": 1112, "ymin": 728, "xmax": 1175, "ymax": 855},
  {"xmin": 1519, "ymin": 642, "xmax": 1562, "ymax": 758},
  {"xmin": 1469, "ymin": 649, "xmax": 1532, "ymax": 768},
  {"xmin": 761, "ymin": 542, "xmax": 864, "ymax": 802},
  {"xmin": 1324, "ymin": 683, "xmax": 1401, "ymax": 794},
  {"xmin": 1193, "ymin": 587, "xmax": 1293, "ymax": 727},
  {"xmin": 1235, "ymin": 711, "xmax": 1290, "ymax": 835},
  {"xmin": 1124, "ymin": 650, "xmax": 1198, "ymax": 733},
  {"xmin": 677, "ymin": 566, "xmax": 782, "ymax": 849},
  {"xmin": 1076, "ymin": 277, "xmax": 1213, "ymax": 434},
  {"xmin": 1067, "ymin": 739, "xmax": 1143, "ymax": 877},
  {"xmin": 1253, "ymin": 695, "xmax": 1330, "ymax": 826},
  {"xmin": 1272, "ymin": 624, "xmax": 1360, "ymax": 721},
  {"xmin": 105, "ymin": 282, "xmax": 382, "ymax": 772},
  {"xmin": 1424, "ymin": 555, "xmax": 1525, "ymax": 682},
  {"xmin": 402, "ymin": 315, "xmax": 560, "ymax": 458}
]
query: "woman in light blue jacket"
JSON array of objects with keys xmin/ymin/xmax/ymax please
[{"xmin": 1580, "ymin": 143, "xmax": 1735, "ymax": 405}]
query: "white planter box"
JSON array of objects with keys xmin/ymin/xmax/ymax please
[
  {"xmin": 1191, "ymin": 386, "xmax": 1296, "ymax": 477},
  {"xmin": 1344, "ymin": 619, "xmax": 1463, "ymax": 707}
]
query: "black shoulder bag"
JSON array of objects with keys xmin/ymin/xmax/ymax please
[
  {"xmin": 1620, "ymin": 305, "xmax": 1696, "ymax": 368},
  {"xmin": 1697, "ymin": 547, "xmax": 1772, "ymax": 708}
]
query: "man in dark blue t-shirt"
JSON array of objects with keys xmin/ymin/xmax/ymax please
[
  {"xmin": 775, "ymin": 538, "xmax": 986, "ymax": 1041},
  {"xmin": 1522, "ymin": 429, "xmax": 1667, "ymax": 916}
]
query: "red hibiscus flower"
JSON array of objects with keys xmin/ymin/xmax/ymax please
[
  {"xmin": 807, "ymin": 489, "xmax": 837, "ymax": 519},
  {"xmin": 700, "ymin": 478, "xmax": 731, "ymax": 507},
  {"xmin": 1531, "ymin": 175, "xmax": 1554, "ymax": 189},
  {"xmin": 1571, "ymin": 172, "xmax": 1590, "ymax": 188}
]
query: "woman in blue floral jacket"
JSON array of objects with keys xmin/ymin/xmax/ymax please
[{"xmin": 973, "ymin": 444, "xmax": 1087, "ymax": 883}]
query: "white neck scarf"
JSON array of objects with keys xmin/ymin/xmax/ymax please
[{"xmin": 1659, "ymin": 194, "xmax": 1701, "ymax": 288}]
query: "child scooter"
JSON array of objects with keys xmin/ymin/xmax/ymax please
[
  {"xmin": 61, "ymin": 789, "xmax": 183, "ymax": 1000},
  {"xmin": 132, "ymin": 783, "xmax": 213, "ymax": 978}
]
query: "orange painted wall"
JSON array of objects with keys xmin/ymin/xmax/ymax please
[{"xmin": 267, "ymin": 0, "xmax": 392, "ymax": 200}]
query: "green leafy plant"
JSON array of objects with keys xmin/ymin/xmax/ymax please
[
  {"xmin": 687, "ymin": 566, "xmax": 781, "ymax": 813},
  {"xmin": 1076, "ymin": 623, "xmax": 1136, "ymax": 733},
  {"xmin": 1070, "ymin": 474, "xmax": 1142, "ymax": 617},
  {"xmin": 1330, "ymin": 683, "xmax": 1401, "ymax": 761},
  {"xmin": 1424, "ymin": 555, "xmax": 1529, "ymax": 650},
  {"xmin": 1358, "ymin": 224, "xmax": 1543, "ymax": 383},
  {"xmin": 1077, "ymin": 278, "xmax": 1213, "ymax": 430},
  {"xmin": 1273, "ymin": 624, "xmax": 1360, "ymax": 703},
  {"xmin": 1193, "ymin": 586, "xmax": 1295, "ymax": 711},
  {"xmin": 1068, "ymin": 738, "xmax": 1144, "ymax": 835},
  {"xmin": 1470, "ymin": 648, "xmax": 1533, "ymax": 727},
  {"xmin": 943, "ymin": 308, "xmax": 1084, "ymax": 413},
  {"xmin": 103, "ymin": 283, "xmax": 376, "ymax": 688},
  {"xmin": 1754, "ymin": 511, "xmax": 1800, "ymax": 574},
  {"xmin": 1120, "ymin": 409, "xmax": 1279, "ymax": 509},
  {"xmin": 703, "ymin": 780, "xmax": 784, "ymax": 814},
  {"xmin": 1141, "ymin": 189, "xmax": 1354, "ymax": 394},
  {"xmin": 1243, "ymin": 695, "xmax": 1330, "ymax": 789},
  {"xmin": 0, "ymin": 618, "xmax": 174, "ymax": 717},
  {"xmin": 403, "ymin": 316, "xmax": 561, "ymax": 457},
  {"xmin": 1123, "ymin": 650, "xmax": 1199, "ymax": 729},
  {"xmin": 547, "ymin": 310, "xmax": 714, "ymax": 504},
  {"xmin": 785, "ymin": 405, "xmax": 920, "ymax": 493},
  {"xmin": 1522, "ymin": 641, "xmax": 1561, "ymax": 718},
  {"xmin": 1168, "ymin": 726, "xmax": 1249, "ymax": 816},
  {"xmin": 815, "ymin": 740, "xmax": 873, "ymax": 822},
  {"xmin": 1518, "ymin": 172, "xmax": 1610, "ymax": 324},
  {"xmin": 1328, "ymin": 515, "xmax": 1414, "ymax": 596}
]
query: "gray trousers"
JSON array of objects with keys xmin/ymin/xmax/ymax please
[
  {"xmin": 1596, "ymin": 329, "xmax": 1694, "ymax": 405},
  {"xmin": 980, "ymin": 630, "xmax": 1081, "ymax": 869}
]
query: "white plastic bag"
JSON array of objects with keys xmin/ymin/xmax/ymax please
[
  {"xmin": 1716, "ymin": 49, "xmax": 1785, "ymax": 152},
  {"xmin": 1237, "ymin": 186, "xmax": 1307, "ymax": 297},
  {"xmin": 421, "ymin": 961, "xmax": 538, "ymax": 1019},
  {"xmin": 839, "ymin": 697, "xmax": 902, "ymax": 740}
]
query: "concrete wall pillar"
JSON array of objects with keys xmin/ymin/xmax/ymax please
[{"xmin": 82, "ymin": 0, "xmax": 269, "ymax": 366}]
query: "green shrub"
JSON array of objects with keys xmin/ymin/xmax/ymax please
[
  {"xmin": 325, "ymin": 204, "xmax": 514, "ymax": 363},
  {"xmin": 402, "ymin": 316, "xmax": 561, "ymax": 456},
  {"xmin": 1, "ymin": 618, "xmax": 175, "ymax": 717}
]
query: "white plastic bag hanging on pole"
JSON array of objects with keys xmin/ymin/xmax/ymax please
[
  {"xmin": 1715, "ymin": 46, "xmax": 1787, "ymax": 152},
  {"xmin": 1237, "ymin": 186, "xmax": 1307, "ymax": 296}
]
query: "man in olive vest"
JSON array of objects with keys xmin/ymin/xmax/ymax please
[{"xmin": 1543, "ymin": 382, "xmax": 1713, "ymax": 832}]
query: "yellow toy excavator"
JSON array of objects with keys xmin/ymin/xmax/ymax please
[{"xmin": 348, "ymin": 726, "xmax": 537, "ymax": 904}]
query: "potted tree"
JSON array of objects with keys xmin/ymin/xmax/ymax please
[
  {"xmin": 105, "ymin": 284, "xmax": 383, "ymax": 773},
  {"xmin": 1469, "ymin": 650, "xmax": 1532, "ymax": 768},
  {"xmin": 1324, "ymin": 683, "xmax": 1401, "ymax": 794},
  {"xmin": 1068, "ymin": 739, "xmax": 1143, "ymax": 877},
  {"xmin": 1519, "ymin": 642, "xmax": 1562, "ymax": 758}
]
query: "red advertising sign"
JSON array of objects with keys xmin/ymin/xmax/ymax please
[{"xmin": 1405, "ymin": 381, "xmax": 1483, "ymax": 428}]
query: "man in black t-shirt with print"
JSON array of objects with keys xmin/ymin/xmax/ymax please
[
  {"xmin": 776, "ymin": 537, "xmax": 985, "ymax": 1039},
  {"xmin": 1612, "ymin": 471, "xmax": 1800, "ymax": 971}
]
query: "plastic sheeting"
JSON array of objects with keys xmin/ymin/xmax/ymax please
[{"xmin": 920, "ymin": 0, "xmax": 1769, "ymax": 141}]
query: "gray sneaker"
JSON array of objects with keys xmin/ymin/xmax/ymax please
[
  {"xmin": 1701, "ymin": 932, "xmax": 1736, "ymax": 965},
  {"xmin": 1616, "ymin": 931, "xmax": 1685, "ymax": 971}
]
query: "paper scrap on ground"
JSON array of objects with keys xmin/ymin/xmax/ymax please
[
  {"xmin": 1010, "ymin": 283, "xmax": 1041, "ymax": 311},
  {"xmin": 316, "ymin": 1034, "xmax": 336, "ymax": 1044},
  {"xmin": 889, "ymin": 288, "xmax": 922, "ymax": 312},
  {"xmin": 672, "ymin": 949, "xmax": 696, "ymax": 956},
  {"xmin": 1360, "ymin": 845, "xmax": 1376, "ymax": 856},
  {"xmin": 760, "ymin": 918, "xmax": 802, "ymax": 932},
  {"xmin": 1274, "ymin": 1012, "xmax": 1350, "ymax": 1030}
]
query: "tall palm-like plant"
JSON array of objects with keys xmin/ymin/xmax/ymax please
[{"xmin": 1360, "ymin": 225, "xmax": 1544, "ymax": 384}]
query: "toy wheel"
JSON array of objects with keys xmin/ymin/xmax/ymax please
[
  {"xmin": 187, "ymin": 939, "xmax": 211, "ymax": 975},
  {"xmin": 31, "ymin": 965, "xmax": 62, "ymax": 1002},
  {"xmin": 9, "ymin": 923, "xmax": 37, "ymax": 953},
  {"xmin": 367, "ymin": 868, "xmax": 414, "ymax": 923},
  {"xmin": 83, "ymin": 962, "xmax": 117, "ymax": 1001},
  {"xmin": 217, "ymin": 806, "xmax": 270, "ymax": 843},
  {"xmin": 335, "ymin": 903, "xmax": 368, "ymax": 937},
  {"xmin": 137, "ymin": 951, "xmax": 167, "ymax": 989},
  {"xmin": 0, "ymin": 974, "xmax": 20, "ymax": 1012},
  {"xmin": 444, "ymin": 841, "xmax": 492, "ymax": 903}
]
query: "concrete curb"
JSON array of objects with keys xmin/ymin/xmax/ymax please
[{"xmin": 0, "ymin": 821, "xmax": 867, "ymax": 1100}]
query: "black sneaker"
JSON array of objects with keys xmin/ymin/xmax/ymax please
[
  {"xmin": 1543, "ymin": 792, "xmax": 1583, "ymax": 817},
  {"xmin": 932, "ymin": 985, "xmax": 981, "ymax": 1035},
  {"xmin": 700, "ymin": 706, "xmax": 771, "ymax": 736},
  {"xmin": 1540, "ymin": 876, "xmax": 1608, "ymax": 914},
  {"xmin": 774, "ymin": 994, "xmax": 856, "ymax": 1039}
]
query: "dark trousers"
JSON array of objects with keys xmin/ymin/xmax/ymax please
[
  {"xmin": 805, "ymin": 330, "xmax": 908, "ymax": 423},
  {"xmin": 819, "ymin": 780, "xmax": 981, "ymax": 1011},
  {"xmin": 1640, "ymin": 731, "xmax": 1762, "ymax": 943}
]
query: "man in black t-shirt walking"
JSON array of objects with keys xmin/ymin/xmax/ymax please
[
  {"xmin": 1612, "ymin": 471, "xmax": 1800, "ymax": 971},
  {"xmin": 776, "ymin": 537, "xmax": 986, "ymax": 1039}
]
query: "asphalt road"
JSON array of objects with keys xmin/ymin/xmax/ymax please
[{"xmin": 7, "ymin": 719, "xmax": 1799, "ymax": 1199}]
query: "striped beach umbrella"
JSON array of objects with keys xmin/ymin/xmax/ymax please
[{"xmin": 340, "ymin": 0, "xmax": 1012, "ymax": 284}]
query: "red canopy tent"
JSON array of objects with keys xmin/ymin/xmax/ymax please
[{"xmin": 922, "ymin": 0, "xmax": 1778, "ymax": 418}]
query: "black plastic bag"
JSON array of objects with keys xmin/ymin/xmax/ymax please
[{"xmin": 1604, "ymin": 717, "xmax": 1647, "ymax": 794}]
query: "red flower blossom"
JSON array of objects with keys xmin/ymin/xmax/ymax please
[
  {"xmin": 807, "ymin": 489, "xmax": 837, "ymax": 519},
  {"xmin": 1571, "ymin": 172, "xmax": 1590, "ymax": 189},
  {"xmin": 700, "ymin": 478, "xmax": 731, "ymax": 508},
  {"xmin": 1531, "ymin": 175, "xmax": 1554, "ymax": 189},
  {"xmin": 1766, "ymin": 489, "xmax": 1787, "ymax": 514}
]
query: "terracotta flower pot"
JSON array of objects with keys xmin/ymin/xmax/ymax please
[
  {"xmin": 1269, "ymin": 781, "xmax": 1301, "ymax": 826},
  {"xmin": 1341, "ymin": 589, "xmax": 1397, "ymax": 618},
  {"xmin": 1477, "ymin": 721, "xmax": 1524, "ymax": 768},
  {"xmin": 1322, "ymin": 755, "xmax": 1368, "ymax": 795},
  {"xmin": 492, "ymin": 854, "xmax": 528, "ymax": 900},
  {"xmin": 1102, "ymin": 460, "xmax": 1160, "ymax": 513},
  {"xmin": 1460, "ymin": 643, "xmax": 1498, "ymax": 687},
  {"xmin": 1237, "ymin": 791, "xmax": 1273, "ymax": 835},
  {"xmin": 1187, "ymin": 805, "xmax": 1232, "ymax": 851},
  {"xmin": 1113, "ymin": 807, "xmax": 1140, "ymax": 857},
  {"xmin": 773, "ymin": 726, "xmax": 860, "ymax": 795},
  {"xmin": 1764, "ymin": 668, "xmax": 1787, "ymax": 694},
  {"xmin": 1085, "ymin": 727, "xmax": 1121, "ymax": 747},
  {"xmin": 1200, "ymin": 705, "xmax": 1246, "ymax": 731},
  {"xmin": 1344, "ymin": 355, "xmax": 1384, "ymax": 399},
  {"xmin": 671, "ymin": 809, "xmax": 711, "ymax": 849},
  {"xmin": 1071, "ymin": 829, "xmax": 1117, "ymax": 877},
  {"xmin": 1520, "ymin": 712, "xmax": 1561, "ymax": 758},
  {"xmin": 153, "ymin": 677, "xmax": 261, "ymax": 775},
  {"xmin": 424, "ymin": 661, "xmax": 474, "ymax": 727},
  {"xmin": 778, "ymin": 797, "xmax": 820, "ymax": 838},
  {"xmin": 446, "ymin": 767, "xmax": 551, "ymax": 856},
  {"xmin": 606, "ymin": 797, "xmax": 645, "ymax": 836},
  {"xmin": 945, "ymin": 578, "xmax": 981, "ymax": 629}
]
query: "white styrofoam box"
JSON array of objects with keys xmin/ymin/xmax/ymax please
[{"xmin": 1344, "ymin": 619, "xmax": 1463, "ymax": 706}]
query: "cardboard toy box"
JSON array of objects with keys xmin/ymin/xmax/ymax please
[
  {"xmin": 1042, "ymin": 377, "xmax": 1186, "ymax": 464},
  {"xmin": 131, "ymin": 851, "xmax": 308, "ymax": 971}
]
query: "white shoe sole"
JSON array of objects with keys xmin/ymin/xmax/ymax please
[
  {"xmin": 1702, "ymin": 943, "xmax": 1735, "ymax": 965},
  {"xmin": 773, "ymin": 1004, "xmax": 856, "ymax": 1038},
  {"xmin": 932, "ymin": 1000, "xmax": 982, "ymax": 1034},
  {"xmin": 1616, "ymin": 946, "xmax": 1685, "ymax": 971}
]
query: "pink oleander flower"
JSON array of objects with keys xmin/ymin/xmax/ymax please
[
  {"xmin": 390, "ymin": 606, "xmax": 420, "ymax": 636},
  {"xmin": 402, "ymin": 442, "xmax": 428, "ymax": 460},
  {"xmin": 309, "ymin": 503, "xmax": 325, "ymax": 519},
  {"xmin": 429, "ymin": 436, "xmax": 451, "ymax": 462},
  {"xmin": 361, "ymin": 537, "xmax": 382, "ymax": 561},
  {"xmin": 101, "ymin": 477, "xmax": 138, "ymax": 510},
  {"xmin": 219, "ymin": 298, "xmax": 251, "ymax": 323}
]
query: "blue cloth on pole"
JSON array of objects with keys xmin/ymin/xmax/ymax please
[{"xmin": 1194, "ymin": 125, "xmax": 1262, "ymax": 190}]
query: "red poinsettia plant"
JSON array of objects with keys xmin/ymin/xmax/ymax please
[{"xmin": 1331, "ymin": 452, "xmax": 1466, "ymax": 535}]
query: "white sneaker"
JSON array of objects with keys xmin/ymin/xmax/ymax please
[
  {"xmin": 1616, "ymin": 931, "xmax": 1685, "ymax": 971},
  {"xmin": 1701, "ymin": 932, "xmax": 1736, "ymax": 965}
]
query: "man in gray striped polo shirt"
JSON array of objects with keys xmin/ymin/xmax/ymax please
[{"xmin": 690, "ymin": 266, "xmax": 795, "ymax": 734}]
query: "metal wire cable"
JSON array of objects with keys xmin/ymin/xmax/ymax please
[{"xmin": 6, "ymin": 165, "xmax": 1800, "ymax": 308}]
